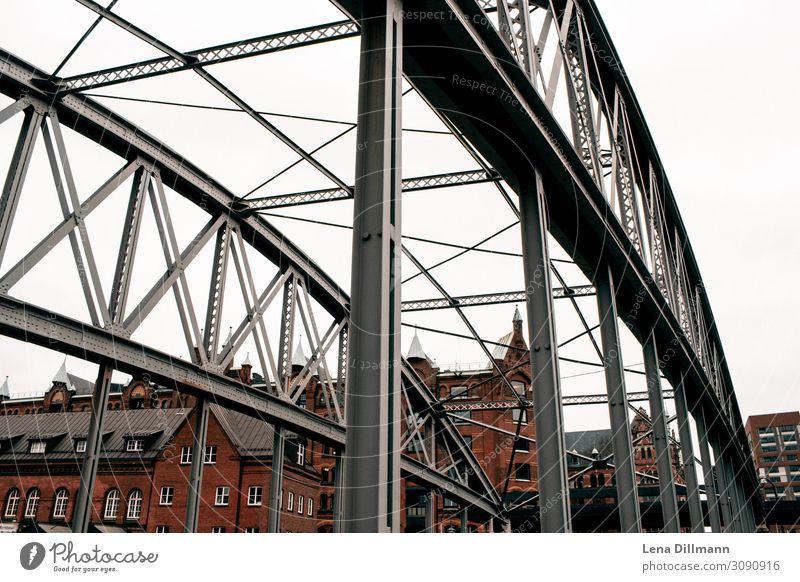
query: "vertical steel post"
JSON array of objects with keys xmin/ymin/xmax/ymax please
[
  {"xmin": 695, "ymin": 407, "xmax": 722, "ymax": 532},
  {"xmin": 332, "ymin": 452, "xmax": 344, "ymax": 533},
  {"xmin": 424, "ymin": 491, "xmax": 436, "ymax": 533},
  {"xmin": 267, "ymin": 425, "xmax": 286, "ymax": 533},
  {"xmin": 673, "ymin": 375, "xmax": 704, "ymax": 532},
  {"xmin": 342, "ymin": 0, "xmax": 403, "ymax": 533},
  {"xmin": 518, "ymin": 169, "xmax": 571, "ymax": 532},
  {"xmin": 595, "ymin": 265, "xmax": 640, "ymax": 532},
  {"xmin": 184, "ymin": 397, "xmax": 209, "ymax": 532},
  {"xmin": 642, "ymin": 332, "xmax": 679, "ymax": 532},
  {"xmin": 71, "ymin": 363, "xmax": 113, "ymax": 533},
  {"xmin": 460, "ymin": 507, "xmax": 468, "ymax": 533},
  {"xmin": 711, "ymin": 437, "xmax": 733, "ymax": 531},
  {"xmin": 0, "ymin": 107, "xmax": 41, "ymax": 269},
  {"xmin": 731, "ymin": 470, "xmax": 751, "ymax": 532},
  {"xmin": 721, "ymin": 455, "xmax": 742, "ymax": 532}
]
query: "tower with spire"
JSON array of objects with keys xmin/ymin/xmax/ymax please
[{"xmin": 406, "ymin": 330, "xmax": 438, "ymax": 388}]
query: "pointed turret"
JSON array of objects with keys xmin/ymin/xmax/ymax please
[
  {"xmin": 292, "ymin": 343, "xmax": 308, "ymax": 368},
  {"xmin": 0, "ymin": 376, "xmax": 9, "ymax": 401},
  {"xmin": 407, "ymin": 330, "xmax": 430, "ymax": 362},
  {"xmin": 52, "ymin": 358, "xmax": 75, "ymax": 391}
]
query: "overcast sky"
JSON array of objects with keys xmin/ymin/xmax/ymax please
[{"xmin": 0, "ymin": 0, "xmax": 797, "ymax": 429}]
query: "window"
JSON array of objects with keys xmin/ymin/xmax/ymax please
[
  {"xmin": 75, "ymin": 440, "xmax": 87, "ymax": 453},
  {"xmin": 462, "ymin": 436, "xmax": 473, "ymax": 451},
  {"xmin": 104, "ymin": 490, "xmax": 120, "ymax": 520},
  {"xmin": 513, "ymin": 437, "xmax": 530, "ymax": 452},
  {"xmin": 4, "ymin": 489, "xmax": 20, "ymax": 519},
  {"xmin": 127, "ymin": 490, "xmax": 142, "ymax": 520},
  {"xmin": 321, "ymin": 468, "xmax": 331, "ymax": 483},
  {"xmin": 307, "ymin": 497, "xmax": 314, "ymax": 517},
  {"xmin": 180, "ymin": 446, "xmax": 192, "ymax": 464},
  {"xmin": 204, "ymin": 445, "xmax": 217, "ymax": 464},
  {"xmin": 247, "ymin": 486, "xmax": 262, "ymax": 506},
  {"xmin": 244, "ymin": 527, "xmax": 259, "ymax": 533},
  {"xmin": 451, "ymin": 386, "xmax": 469, "ymax": 399},
  {"xmin": 126, "ymin": 439, "xmax": 144, "ymax": 452},
  {"xmin": 511, "ymin": 381, "xmax": 527, "ymax": 397},
  {"xmin": 155, "ymin": 525, "xmax": 169, "ymax": 533},
  {"xmin": 159, "ymin": 487, "xmax": 173, "ymax": 506},
  {"xmin": 215, "ymin": 486, "xmax": 230, "ymax": 506},
  {"xmin": 512, "ymin": 408, "xmax": 527, "ymax": 425},
  {"xmin": 296, "ymin": 444, "xmax": 305, "ymax": 465},
  {"xmin": 24, "ymin": 489, "xmax": 40, "ymax": 518},
  {"xmin": 29, "ymin": 441, "xmax": 46, "ymax": 454},
  {"xmin": 52, "ymin": 489, "xmax": 69, "ymax": 519},
  {"xmin": 287, "ymin": 492, "xmax": 294, "ymax": 511},
  {"xmin": 211, "ymin": 526, "xmax": 225, "ymax": 533},
  {"xmin": 297, "ymin": 495, "xmax": 304, "ymax": 514},
  {"xmin": 452, "ymin": 410, "xmax": 471, "ymax": 424},
  {"xmin": 514, "ymin": 464, "xmax": 531, "ymax": 482}
]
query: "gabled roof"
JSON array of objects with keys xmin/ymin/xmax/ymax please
[
  {"xmin": 564, "ymin": 429, "xmax": 613, "ymax": 459},
  {"xmin": 210, "ymin": 404, "xmax": 275, "ymax": 457},
  {"xmin": 0, "ymin": 408, "xmax": 187, "ymax": 461}
]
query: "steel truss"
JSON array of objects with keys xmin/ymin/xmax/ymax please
[{"xmin": 0, "ymin": 0, "xmax": 757, "ymax": 533}]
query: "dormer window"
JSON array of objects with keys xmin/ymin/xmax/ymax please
[
  {"xmin": 29, "ymin": 441, "xmax": 46, "ymax": 454},
  {"xmin": 75, "ymin": 440, "xmax": 87, "ymax": 453},
  {"xmin": 296, "ymin": 443, "xmax": 305, "ymax": 465},
  {"xmin": 126, "ymin": 439, "xmax": 144, "ymax": 452}
]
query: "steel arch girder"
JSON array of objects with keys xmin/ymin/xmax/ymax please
[{"xmin": 332, "ymin": 0, "xmax": 754, "ymax": 494}]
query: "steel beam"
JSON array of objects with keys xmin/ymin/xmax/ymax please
[
  {"xmin": 711, "ymin": 437, "xmax": 733, "ymax": 531},
  {"xmin": 342, "ymin": 0, "xmax": 403, "ymax": 533},
  {"xmin": 721, "ymin": 453, "xmax": 742, "ymax": 532},
  {"xmin": 63, "ymin": 21, "xmax": 359, "ymax": 92},
  {"xmin": 184, "ymin": 397, "xmax": 209, "ymax": 532},
  {"xmin": 595, "ymin": 264, "xmax": 640, "ymax": 532},
  {"xmin": 674, "ymin": 376, "xmax": 704, "ymax": 532},
  {"xmin": 0, "ymin": 107, "xmax": 41, "ymax": 270},
  {"xmin": 519, "ymin": 169, "xmax": 570, "ymax": 532},
  {"xmin": 71, "ymin": 363, "xmax": 113, "ymax": 533},
  {"xmin": 245, "ymin": 169, "xmax": 499, "ymax": 210},
  {"xmin": 401, "ymin": 285, "xmax": 595, "ymax": 312},
  {"xmin": 642, "ymin": 333, "xmax": 679, "ymax": 532},
  {"xmin": 695, "ymin": 407, "xmax": 722, "ymax": 532},
  {"xmin": 267, "ymin": 425, "xmax": 286, "ymax": 533}
]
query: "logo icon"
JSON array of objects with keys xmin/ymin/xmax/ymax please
[{"xmin": 19, "ymin": 542, "xmax": 45, "ymax": 570}]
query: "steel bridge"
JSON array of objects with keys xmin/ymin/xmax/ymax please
[{"xmin": 0, "ymin": 0, "xmax": 758, "ymax": 533}]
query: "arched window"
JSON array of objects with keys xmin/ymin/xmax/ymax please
[
  {"xmin": 4, "ymin": 488, "xmax": 20, "ymax": 519},
  {"xmin": 590, "ymin": 474, "xmax": 597, "ymax": 488},
  {"xmin": 104, "ymin": 490, "xmax": 120, "ymax": 520},
  {"xmin": 598, "ymin": 474, "xmax": 606, "ymax": 487},
  {"xmin": 24, "ymin": 488, "xmax": 40, "ymax": 518},
  {"xmin": 126, "ymin": 490, "xmax": 143, "ymax": 520},
  {"xmin": 52, "ymin": 489, "xmax": 69, "ymax": 519}
]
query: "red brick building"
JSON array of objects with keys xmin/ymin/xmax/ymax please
[
  {"xmin": 745, "ymin": 411, "xmax": 800, "ymax": 532},
  {"xmin": 0, "ymin": 366, "xmax": 321, "ymax": 533}
]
